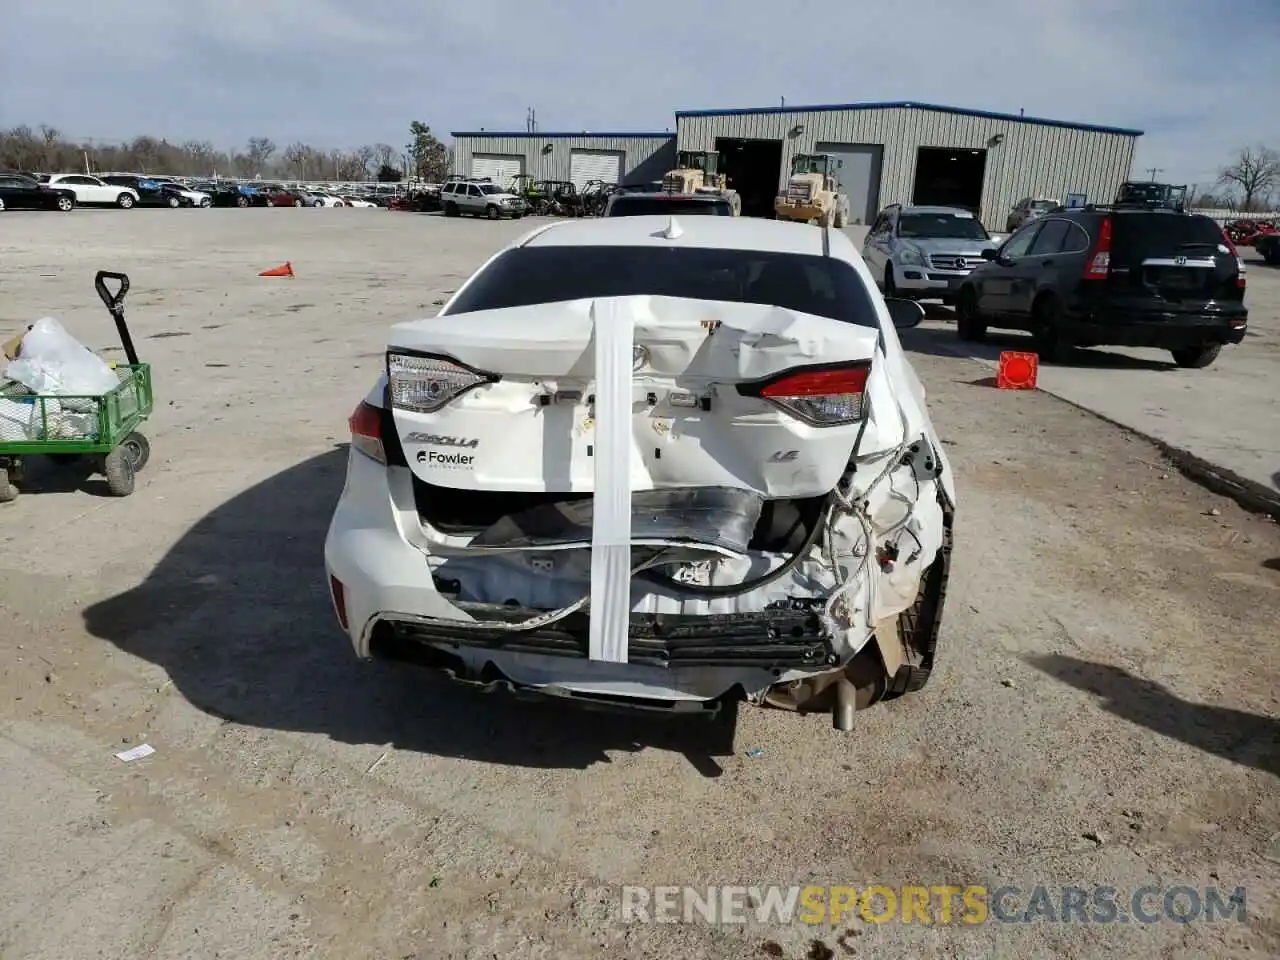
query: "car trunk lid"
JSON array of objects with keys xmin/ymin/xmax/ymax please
[{"xmin": 386, "ymin": 295, "xmax": 881, "ymax": 499}]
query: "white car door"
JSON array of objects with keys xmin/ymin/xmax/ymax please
[
  {"xmin": 81, "ymin": 176, "xmax": 115, "ymax": 203},
  {"xmin": 862, "ymin": 212, "xmax": 890, "ymax": 277}
]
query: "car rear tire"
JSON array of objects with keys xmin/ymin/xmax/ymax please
[
  {"xmin": 883, "ymin": 495, "xmax": 953, "ymax": 699},
  {"xmin": 56, "ymin": 196, "xmax": 74, "ymax": 212},
  {"xmin": 1031, "ymin": 294, "xmax": 1065, "ymax": 361},
  {"xmin": 955, "ymin": 288, "xmax": 987, "ymax": 341},
  {"xmin": 0, "ymin": 198, "xmax": 6, "ymax": 212},
  {"xmin": 117, "ymin": 193, "xmax": 135, "ymax": 209},
  {"xmin": 237, "ymin": 196, "xmax": 249, "ymax": 208},
  {"xmin": 445, "ymin": 202, "xmax": 459, "ymax": 217},
  {"xmin": 1170, "ymin": 344, "xmax": 1222, "ymax": 369},
  {"xmin": 167, "ymin": 196, "xmax": 180, "ymax": 208},
  {"xmin": 200, "ymin": 198, "xmax": 211, "ymax": 207}
]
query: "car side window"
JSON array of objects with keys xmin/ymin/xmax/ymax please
[
  {"xmin": 1027, "ymin": 219, "xmax": 1071, "ymax": 255},
  {"xmin": 1001, "ymin": 223, "xmax": 1042, "ymax": 259},
  {"xmin": 468, "ymin": 185, "xmax": 482, "ymax": 197},
  {"xmin": 869, "ymin": 214, "xmax": 887, "ymax": 235},
  {"xmin": 1060, "ymin": 222, "xmax": 1092, "ymax": 254}
]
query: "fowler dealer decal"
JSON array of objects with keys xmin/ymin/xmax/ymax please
[
  {"xmin": 417, "ymin": 450, "xmax": 474, "ymax": 467},
  {"xmin": 404, "ymin": 432, "xmax": 479, "ymax": 448}
]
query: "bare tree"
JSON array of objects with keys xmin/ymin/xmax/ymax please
[
  {"xmin": 246, "ymin": 136, "xmax": 277, "ymax": 175},
  {"xmin": 1218, "ymin": 145, "xmax": 1280, "ymax": 212},
  {"xmin": 0, "ymin": 122, "xmax": 417, "ymax": 182},
  {"xmin": 373, "ymin": 143, "xmax": 395, "ymax": 171},
  {"xmin": 353, "ymin": 145, "xmax": 375, "ymax": 179}
]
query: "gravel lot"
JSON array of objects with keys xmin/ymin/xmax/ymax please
[{"xmin": 0, "ymin": 209, "xmax": 1277, "ymax": 960}]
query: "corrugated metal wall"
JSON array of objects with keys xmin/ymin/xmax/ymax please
[
  {"xmin": 452, "ymin": 135, "xmax": 676, "ymax": 185},
  {"xmin": 676, "ymin": 107, "xmax": 1138, "ymax": 229}
]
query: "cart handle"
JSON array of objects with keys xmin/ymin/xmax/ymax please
[{"xmin": 94, "ymin": 271, "xmax": 139, "ymax": 367}]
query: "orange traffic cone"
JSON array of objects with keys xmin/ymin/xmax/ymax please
[
  {"xmin": 259, "ymin": 261, "xmax": 294, "ymax": 278},
  {"xmin": 996, "ymin": 351, "xmax": 1038, "ymax": 389}
]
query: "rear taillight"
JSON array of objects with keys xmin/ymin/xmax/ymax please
[
  {"xmin": 387, "ymin": 351, "xmax": 497, "ymax": 413},
  {"xmin": 741, "ymin": 363, "xmax": 870, "ymax": 426},
  {"xmin": 1218, "ymin": 224, "xmax": 1246, "ymax": 288},
  {"xmin": 1083, "ymin": 216, "xmax": 1112, "ymax": 280},
  {"xmin": 349, "ymin": 400, "xmax": 386, "ymax": 463},
  {"xmin": 329, "ymin": 575, "xmax": 349, "ymax": 630}
]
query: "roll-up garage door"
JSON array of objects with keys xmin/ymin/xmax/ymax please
[
  {"xmin": 814, "ymin": 142, "xmax": 885, "ymax": 226},
  {"xmin": 569, "ymin": 150, "xmax": 623, "ymax": 190},
  {"xmin": 471, "ymin": 154, "xmax": 524, "ymax": 189}
]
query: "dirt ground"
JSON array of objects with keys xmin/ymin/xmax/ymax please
[{"xmin": 0, "ymin": 210, "xmax": 1277, "ymax": 960}]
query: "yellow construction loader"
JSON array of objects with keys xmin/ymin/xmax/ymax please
[
  {"xmin": 774, "ymin": 154, "xmax": 850, "ymax": 227},
  {"xmin": 661, "ymin": 151, "xmax": 742, "ymax": 215}
]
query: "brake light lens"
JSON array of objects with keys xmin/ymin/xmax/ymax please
[
  {"xmin": 1219, "ymin": 225, "xmax": 1246, "ymax": 288},
  {"xmin": 1083, "ymin": 216, "xmax": 1112, "ymax": 279},
  {"xmin": 349, "ymin": 400, "xmax": 386, "ymax": 463},
  {"xmin": 746, "ymin": 363, "xmax": 871, "ymax": 425},
  {"xmin": 387, "ymin": 352, "xmax": 496, "ymax": 413}
]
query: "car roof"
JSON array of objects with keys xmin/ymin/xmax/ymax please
[
  {"xmin": 898, "ymin": 205, "xmax": 976, "ymax": 216},
  {"xmin": 521, "ymin": 214, "xmax": 830, "ymax": 256},
  {"xmin": 614, "ymin": 191, "xmax": 727, "ymax": 200}
]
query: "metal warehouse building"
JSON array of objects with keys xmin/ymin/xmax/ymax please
[
  {"xmin": 450, "ymin": 132, "xmax": 675, "ymax": 191},
  {"xmin": 674, "ymin": 100, "xmax": 1142, "ymax": 225}
]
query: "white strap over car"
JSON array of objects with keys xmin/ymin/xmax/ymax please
[{"xmin": 587, "ymin": 297, "xmax": 634, "ymax": 663}]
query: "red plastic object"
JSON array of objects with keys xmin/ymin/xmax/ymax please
[{"xmin": 997, "ymin": 351, "xmax": 1038, "ymax": 390}]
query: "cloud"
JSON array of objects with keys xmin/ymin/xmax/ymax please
[{"xmin": 3, "ymin": 0, "xmax": 1277, "ymax": 187}]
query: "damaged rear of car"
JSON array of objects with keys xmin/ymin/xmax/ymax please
[{"xmin": 324, "ymin": 216, "xmax": 956, "ymax": 728}]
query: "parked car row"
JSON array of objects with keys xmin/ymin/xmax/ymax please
[{"xmin": 0, "ymin": 170, "xmax": 393, "ymax": 213}]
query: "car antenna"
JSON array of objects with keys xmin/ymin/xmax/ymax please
[{"xmin": 656, "ymin": 215, "xmax": 683, "ymax": 239}]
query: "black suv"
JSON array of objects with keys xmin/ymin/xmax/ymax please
[
  {"xmin": 955, "ymin": 207, "xmax": 1247, "ymax": 368},
  {"xmin": 101, "ymin": 175, "xmax": 194, "ymax": 208}
]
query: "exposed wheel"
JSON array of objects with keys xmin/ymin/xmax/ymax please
[
  {"xmin": 56, "ymin": 195, "xmax": 74, "ymax": 212},
  {"xmin": 1171, "ymin": 344, "xmax": 1222, "ymax": 368},
  {"xmin": 117, "ymin": 193, "xmax": 135, "ymax": 209},
  {"xmin": 833, "ymin": 206, "xmax": 847, "ymax": 228},
  {"xmin": 102, "ymin": 447, "xmax": 136, "ymax": 497},
  {"xmin": 167, "ymin": 196, "xmax": 180, "ymax": 208},
  {"xmin": 122, "ymin": 432, "xmax": 150, "ymax": 471},
  {"xmin": 294, "ymin": 199, "xmax": 302, "ymax": 207},
  {"xmin": 1031, "ymin": 294, "xmax": 1065, "ymax": 361},
  {"xmin": 486, "ymin": 204, "xmax": 500, "ymax": 220},
  {"xmin": 883, "ymin": 496, "xmax": 953, "ymax": 699},
  {"xmin": 883, "ymin": 264, "xmax": 898, "ymax": 296},
  {"xmin": 237, "ymin": 195, "xmax": 250, "ymax": 208},
  {"xmin": 0, "ymin": 466, "xmax": 18, "ymax": 503},
  {"xmin": 201, "ymin": 197, "xmax": 212, "ymax": 207},
  {"xmin": 0, "ymin": 197, "xmax": 5, "ymax": 212},
  {"xmin": 955, "ymin": 287, "xmax": 987, "ymax": 341}
]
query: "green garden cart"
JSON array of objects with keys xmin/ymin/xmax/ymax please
[{"xmin": 0, "ymin": 271, "xmax": 154, "ymax": 501}]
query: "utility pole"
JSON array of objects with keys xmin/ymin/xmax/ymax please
[{"xmin": 1145, "ymin": 167, "xmax": 1163, "ymax": 181}]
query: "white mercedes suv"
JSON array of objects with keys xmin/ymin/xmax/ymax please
[{"xmin": 324, "ymin": 215, "xmax": 956, "ymax": 729}]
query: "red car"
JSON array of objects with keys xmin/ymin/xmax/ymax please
[{"xmin": 259, "ymin": 186, "xmax": 305, "ymax": 207}]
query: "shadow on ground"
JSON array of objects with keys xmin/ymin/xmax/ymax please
[
  {"xmin": 1026, "ymin": 653, "xmax": 1279, "ymax": 778},
  {"xmin": 900, "ymin": 325, "xmax": 1177, "ymax": 371},
  {"xmin": 82, "ymin": 447, "xmax": 739, "ymax": 775}
]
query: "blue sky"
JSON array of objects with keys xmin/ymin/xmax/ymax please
[{"xmin": 3, "ymin": 0, "xmax": 1277, "ymax": 190}]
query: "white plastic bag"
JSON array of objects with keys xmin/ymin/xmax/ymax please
[{"xmin": 4, "ymin": 317, "xmax": 119, "ymax": 397}]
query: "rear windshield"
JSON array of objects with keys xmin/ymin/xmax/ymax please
[
  {"xmin": 444, "ymin": 246, "xmax": 881, "ymax": 328},
  {"xmin": 898, "ymin": 213, "xmax": 989, "ymax": 240},
  {"xmin": 608, "ymin": 196, "xmax": 731, "ymax": 216},
  {"xmin": 1110, "ymin": 213, "xmax": 1227, "ymax": 264}
]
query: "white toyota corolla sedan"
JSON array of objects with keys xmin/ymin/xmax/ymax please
[{"xmin": 324, "ymin": 215, "xmax": 956, "ymax": 729}]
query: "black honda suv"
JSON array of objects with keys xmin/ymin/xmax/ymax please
[{"xmin": 954, "ymin": 206, "xmax": 1247, "ymax": 368}]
